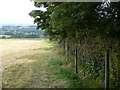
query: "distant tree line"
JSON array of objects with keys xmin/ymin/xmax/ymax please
[{"xmin": 0, "ymin": 25, "xmax": 46, "ymax": 38}]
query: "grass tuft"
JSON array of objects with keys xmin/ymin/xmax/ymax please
[{"xmin": 48, "ymin": 59, "xmax": 63, "ymax": 67}]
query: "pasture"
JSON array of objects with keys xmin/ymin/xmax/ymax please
[{"xmin": 1, "ymin": 39, "xmax": 67, "ymax": 88}]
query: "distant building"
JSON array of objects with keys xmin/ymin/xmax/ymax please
[{"xmin": 0, "ymin": 35, "xmax": 11, "ymax": 38}]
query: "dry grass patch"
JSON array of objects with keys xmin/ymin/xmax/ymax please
[{"xmin": 1, "ymin": 39, "xmax": 67, "ymax": 88}]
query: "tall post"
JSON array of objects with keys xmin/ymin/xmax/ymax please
[
  {"xmin": 65, "ymin": 38, "xmax": 70, "ymax": 61},
  {"xmin": 75, "ymin": 42, "xmax": 78, "ymax": 73},
  {"xmin": 105, "ymin": 49, "xmax": 109, "ymax": 89},
  {"xmin": 117, "ymin": 41, "xmax": 120, "ymax": 87},
  {"xmin": 63, "ymin": 39, "xmax": 65, "ymax": 55}
]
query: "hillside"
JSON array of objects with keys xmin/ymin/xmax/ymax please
[{"xmin": 0, "ymin": 25, "xmax": 45, "ymax": 38}]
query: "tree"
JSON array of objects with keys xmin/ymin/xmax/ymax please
[{"xmin": 29, "ymin": 1, "xmax": 120, "ymax": 88}]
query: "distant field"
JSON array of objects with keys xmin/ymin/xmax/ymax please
[
  {"xmin": 1, "ymin": 38, "xmax": 48, "ymax": 68},
  {"xmin": 1, "ymin": 38, "xmax": 67, "ymax": 88}
]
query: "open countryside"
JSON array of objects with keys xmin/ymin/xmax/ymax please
[
  {"xmin": 1, "ymin": 39, "xmax": 68, "ymax": 88},
  {"xmin": 1, "ymin": 1, "xmax": 120, "ymax": 89},
  {"xmin": 1, "ymin": 39, "xmax": 105, "ymax": 88}
]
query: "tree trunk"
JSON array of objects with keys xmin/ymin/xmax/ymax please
[
  {"xmin": 75, "ymin": 42, "xmax": 78, "ymax": 73},
  {"xmin": 105, "ymin": 49, "xmax": 109, "ymax": 89}
]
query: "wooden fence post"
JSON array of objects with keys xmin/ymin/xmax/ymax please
[
  {"xmin": 75, "ymin": 42, "xmax": 78, "ymax": 73},
  {"xmin": 117, "ymin": 41, "xmax": 120, "ymax": 87},
  {"xmin": 105, "ymin": 49, "xmax": 109, "ymax": 89},
  {"xmin": 65, "ymin": 38, "xmax": 69, "ymax": 61}
]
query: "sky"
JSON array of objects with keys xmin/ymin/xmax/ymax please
[{"xmin": 0, "ymin": 0, "xmax": 46, "ymax": 26}]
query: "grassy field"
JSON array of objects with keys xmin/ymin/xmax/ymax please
[
  {"xmin": 1, "ymin": 38, "xmax": 67, "ymax": 88},
  {"xmin": 1, "ymin": 38, "xmax": 103, "ymax": 88}
]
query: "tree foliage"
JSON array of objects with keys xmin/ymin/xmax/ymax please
[{"xmin": 29, "ymin": 1, "xmax": 120, "ymax": 88}]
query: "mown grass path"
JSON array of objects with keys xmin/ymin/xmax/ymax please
[{"xmin": 1, "ymin": 39, "xmax": 67, "ymax": 88}]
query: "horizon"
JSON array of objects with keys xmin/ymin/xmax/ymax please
[
  {"xmin": 0, "ymin": 23, "xmax": 37, "ymax": 26},
  {"xmin": 0, "ymin": 24, "xmax": 37, "ymax": 28}
]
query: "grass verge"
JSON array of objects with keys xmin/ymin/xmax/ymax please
[{"xmin": 48, "ymin": 58, "xmax": 104, "ymax": 88}]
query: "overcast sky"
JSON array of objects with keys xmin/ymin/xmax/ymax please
[{"xmin": 0, "ymin": 0, "xmax": 46, "ymax": 25}]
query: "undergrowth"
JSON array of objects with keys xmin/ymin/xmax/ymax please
[{"xmin": 48, "ymin": 59, "xmax": 104, "ymax": 88}]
